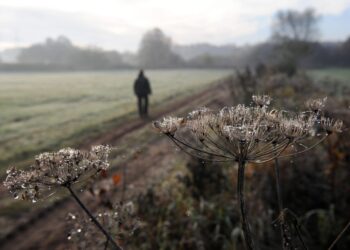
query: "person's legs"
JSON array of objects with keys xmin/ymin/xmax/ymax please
[
  {"xmin": 137, "ymin": 97, "xmax": 142, "ymax": 117},
  {"xmin": 144, "ymin": 95, "xmax": 149, "ymax": 117},
  {"xmin": 141, "ymin": 97, "xmax": 145, "ymax": 117}
]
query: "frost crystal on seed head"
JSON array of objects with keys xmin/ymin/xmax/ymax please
[{"xmin": 3, "ymin": 145, "xmax": 111, "ymax": 202}]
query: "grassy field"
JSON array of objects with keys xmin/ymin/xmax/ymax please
[
  {"xmin": 0, "ymin": 69, "xmax": 230, "ymax": 173},
  {"xmin": 308, "ymin": 68, "xmax": 350, "ymax": 85},
  {"xmin": 1, "ymin": 67, "xmax": 348, "ymax": 174}
]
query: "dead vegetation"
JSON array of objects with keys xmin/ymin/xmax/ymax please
[{"xmin": 2, "ymin": 69, "xmax": 350, "ymax": 250}]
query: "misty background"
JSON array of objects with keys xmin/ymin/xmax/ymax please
[
  {"xmin": 1, "ymin": 28, "xmax": 350, "ymax": 71},
  {"xmin": 0, "ymin": 1, "xmax": 350, "ymax": 71}
]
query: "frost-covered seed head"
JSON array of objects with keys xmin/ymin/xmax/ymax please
[
  {"xmin": 320, "ymin": 118, "xmax": 343, "ymax": 134},
  {"xmin": 153, "ymin": 117, "xmax": 185, "ymax": 135},
  {"xmin": 155, "ymin": 95, "xmax": 341, "ymax": 163},
  {"xmin": 187, "ymin": 107, "xmax": 212, "ymax": 119},
  {"xmin": 279, "ymin": 119, "xmax": 309, "ymax": 139},
  {"xmin": 252, "ymin": 95, "xmax": 272, "ymax": 107},
  {"xmin": 3, "ymin": 145, "xmax": 111, "ymax": 202},
  {"xmin": 306, "ymin": 97, "xmax": 327, "ymax": 112}
]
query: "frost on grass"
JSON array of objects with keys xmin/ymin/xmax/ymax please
[
  {"xmin": 154, "ymin": 95, "xmax": 343, "ymax": 163},
  {"xmin": 3, "ymin": 145, "xmax": 111, "ymax": 202}
]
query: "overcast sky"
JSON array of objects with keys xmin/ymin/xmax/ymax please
[{"xmin": 0, "ymin": 0, "xmax": 349, "ymax": 52}]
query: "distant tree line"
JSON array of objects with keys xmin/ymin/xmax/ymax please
[
  {"xmin": 0, "ymin": 11, "xmax": 350, "ymax": 72},
  {"xmin": 302, "ymin": 38, "xmax": 350, "ymax": 68},
  {"xmin": 0, "ymin": 36, "xmax": 131, "ymax": 71}
]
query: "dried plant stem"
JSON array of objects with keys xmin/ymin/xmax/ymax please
[
  {"xmin": 121, "ymin": 165, "xmax": 127, "ymax": 203},
  {"xmin": 274, "ymin": 157, "xmax": 286, "ymax": 250},
  {"xmin": 67, "ymin": 185, "xmax": 122, "ymax": 250},
  {"xmin": 274, "ymin": 157, "xmax": 283, "ymax": 213},
  {"xmin": 237, "ymin": 158, "xmax": 255, "ymax": 250},
  {"xmin": 328, "ymin": 219, "xmax": 350, "ymax": 250},
  {"xmin": 293, "ymin": 221, "xmax": 308, "ymax": 250},
  {"xmin": 104, "ymin": 238, "xmax": 110, "ymax": 250},
  {"xmin": 274, "ymin": 158, "xmax": 308, "ymax": 250}
]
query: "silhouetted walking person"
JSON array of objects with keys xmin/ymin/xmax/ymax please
[{"xmin": 134, "ymin": 70, "xmax": 152, "ymax": 118}]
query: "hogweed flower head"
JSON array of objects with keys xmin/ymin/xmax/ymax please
[
  {"xmin": 154, "ymin": 95, "xmax": 342, "ymax": 164},
  {"xmin": 252, "ymin": 95, "xmax": 272, "ymax": 107},
  {"xmin": 306, "ymin": 97, "xmax": 327, "ymax": 113},
  {"xmin": 188, "ymin": 107, "xmax": 213, "ymax": 119},
  {"xmin": 4, "ymin": 145, "xmax": 111, "ymax": 202},
  {"xmin": 320, "ymin": 118, "xmax": 343, "ymax": 134},
  {"xmin": 154, "ymin": 95, "xmax": 343, "ymax": 250},
  {"xmin": 279, "ymin": 116, "xmax": 315, "ymax": 140},
  {"xmin": 153, "ymin": 117, "xmax": 186, "ymax": 136}
]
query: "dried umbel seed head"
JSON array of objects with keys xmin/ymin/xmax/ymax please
[
  {"xmin": 187, "ymin": 113, "xmax": 217, "ymax": 139},
  {"xmin": 3, "ymin": 145, "xmax": 111, "ymax": 202},
  {"xmin": 187, "ymin": 107, "xmax": 212, "ymax": 119},
  {"xmin": 90, "ymin": 145, "xmax": 112, "ymax": 163},
  {"xmin": 153, "ymin": 117, "xmax": 185, "ymax": 135},
  {"xmin": 306, "ymin": 97, "xmax": 327, "ymax": 112},
  {"xmin": 252, "ymin": 95, "xmax": 272, "ymax": 107},
  {"xmin": 279, "ymin": 119, "xmax": 310, "ymax": 139},
  {"xmin": 264, "ymin": 110, "xmax": 285, "ymax": 127},
  {"xmin": 155, "ymin": 95, "xmax": 342, "ymax": 163},
  {"xmin": 320, "ymin": 118, "xmax": 343, "ymax": 134},
  {"xmin": 219, "ymin": 105, "xmax": 257, "ymax": 125},
  {"xmin": 223, "ymin": 125, "xmax": 263, "ymax": 143}
]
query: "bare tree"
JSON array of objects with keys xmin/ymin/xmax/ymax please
[
  {"xmin": 138, "ymin": 28, "xmax": 183, "ymax": 68},
  {"xmin": 271, "ymin": 8, "xmax": 319, "ymax": 75},
  {"xmin": 272, "ymin": 9, "xmax": 319, "ymax": 42},
  {"xmin": 17, "ymin": 36, "xmax": 126, "ymax": 70}
]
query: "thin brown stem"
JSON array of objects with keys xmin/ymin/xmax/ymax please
[
  {"xmin": 66, "ymin": 185, "xmax": 122, "ymax": 250},
  {"xmin": 294, "ymin": 222, "xmax": 308, "ymax": 250},
  {"xmin": 237, "ymin": 158, "xmax": 255, "ymax": 250},
  {"xmin": 328, "ymin": 219, "xmax": 350, "ymax": 250},
  {"xmin": 121, "ymin": 165, "xmax": 127, "ymax": 203},
  {"xmin": 274, "ymin": 158, "xmax": 283, "ymax": 211},
  {"xmin": 104, "ymin": 238, "xmax": 110, "ymax": 250},
  {"xmin": 279, "ymin": 135, "xmax": 328, "ymax": 158},
  {"xmin": 274, "ymin": 157, "xmax": 286, "ymax": 250}
]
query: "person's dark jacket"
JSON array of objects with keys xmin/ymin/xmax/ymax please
[{"xmin": 134, "ymin": 75, "xmax": 152, "ymax": 97}]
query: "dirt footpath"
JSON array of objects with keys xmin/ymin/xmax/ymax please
[{"xmin": 0, "ymin": 81, "xmax": 231, "ymax": 250}]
